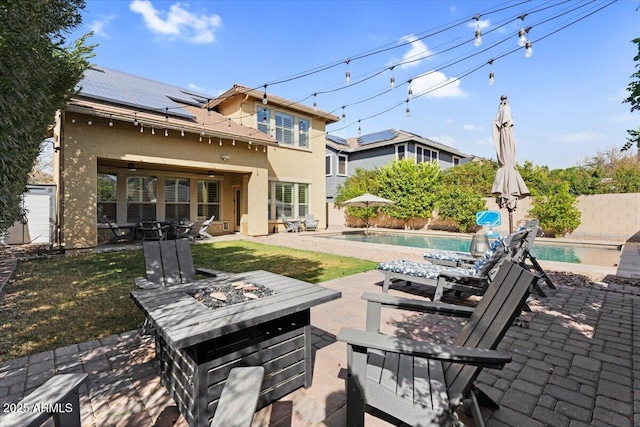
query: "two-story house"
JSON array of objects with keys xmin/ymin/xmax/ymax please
[
  {"xmin": 325, "ymin": 129, "xmax": 472, "ymax": 201},
  {"xmin": 53, "ymin": 66, "xmax": 338, "ymax": 252}
]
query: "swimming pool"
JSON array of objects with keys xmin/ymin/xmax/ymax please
[{"xmin": 317, "ymin": 232, "xmax": 621, "ymax": 267}]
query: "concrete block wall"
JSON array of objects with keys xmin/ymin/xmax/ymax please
[{"xmin": 327, "ymin": 193, "xmax": 640, "ymax": 241}]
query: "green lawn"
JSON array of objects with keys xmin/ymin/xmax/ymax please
[{"xmin": 0, "ymin": 240, "xmax": 376, "ymax": 363}]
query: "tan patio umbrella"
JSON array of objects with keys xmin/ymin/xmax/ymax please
[
  {"xmin": 341, "ymin": 193, "xmax": 395, "ymax": 232},
  {"xmin": 491, "ymin": 95, "xmax": 530, "ymax": 233}
]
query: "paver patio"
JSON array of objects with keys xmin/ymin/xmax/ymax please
[{"xmin": 2, "ymin": 267, "xmax": 640, "ymax": 426}]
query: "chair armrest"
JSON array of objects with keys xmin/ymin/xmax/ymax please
[
  {"xmin": 134, "ymin": 277, "xmax": 161, "ymax": 290},
  {"xmin": 195, "ymin": 267, "xmax": 223, "ymax": 277},
  {"xmin": 362, "ymin": 292, "xmax": 474, "ymax": 318},
  {"xmin": 337, "ymin": 328, "xmax": 511, "ymax": 368},
  {"xmin": 438, "ymin": 270, "xmax": 486, "ymax": 283}
]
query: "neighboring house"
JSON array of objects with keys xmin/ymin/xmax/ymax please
[
  {"xmin": 53, "ymin": 66, "xmax": 338, "ymax": 252},
  {"xmin": 325, "ymin": 129, "xmax": 472, "ymax": 201}
]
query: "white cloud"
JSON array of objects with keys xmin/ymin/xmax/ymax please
[
  {"xmin": 129, "ymin": 0, "xmax": 221, "ymax": 44},
  {"xmin": 550, "ymin": 131, "xmax": 602, "ymax": 143},
  {"xmin": 463, "ymin": 124, "xmax": 482, "ymax": 131},
  {"xmin": 399, "ymin": 34, "xmax": 432, "ymax": 68},
  {"xmin": 87, "ymin": 14, "xmax": 117, "ymax": 38},
  {"xmin": 411, "ymin": 72, "xmax": 465, "ymax": 98}
]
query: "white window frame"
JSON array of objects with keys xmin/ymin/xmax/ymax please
[
  {"xmin": 337, "ymin": 154, "xmax": 348, "ymax": 176},
  {"xmin": 256, "ymin": 103, "xmax": 312, "ymax": 149},
  {"xmin": 126, "ymin": 175, "xmax": 157, "ymax": 222},
  {"xmin": 197, "ymin": 180, "xmax": 220, "ymax": 220},
  {"xmin": 325, "ymin": 154, "xmax": 332, "ymax": 176},
  {"xmin": 453, "ymin": 156, "xmax": 461, "ymax": 166},
  {"xmin": 396, "ymin": 144, "xmax": 407, "ymax": 160},
  {"xmin": 269, "ymin": 181, "xmax": 310, "ymax": 220},
  {"xmin": 164, "ymin": 177, "xmax": 190, "ymax": 221},
  {"xmin": 416, "ymin": 144, "xmax": 439, "ymax": 163}
]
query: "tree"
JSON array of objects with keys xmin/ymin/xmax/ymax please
[
  {"xmin": 529, "ymin": 183, "xmax": 581, "ymax": 237},
  {"xmin": 0, "ymin": 1, "xmax": 94, "ymax": 234},
  {"xmin": 334, "ymin": 168, "xmax": 380, "ymax": 225},
  {"xmin": 438, "ymin": 159, "xmax": 497, "ymax": 196},
  {"xmin": 376, "ymin": 159, "xmax": 440, "ymax": 229},
  {"xmin": 622, "ymin": 37, "xmax": 640, "ymax": 154},
  {"xmin": 434, "ymin": 188, "xmax": 486, "ymax": 233}
]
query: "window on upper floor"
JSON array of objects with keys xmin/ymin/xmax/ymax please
[
  {"xmin": 416, "ymin": 145, "xmax": 439, "ymax": 163},
  {"xmin": 256, "ymin": 103, "xmax": 311, "ymax": 148},
  {"xmin": 396, "ymin": 144, "xmax": 407, "ymax": 160},
  {"xmin": 453, "ymin": 156, "xmax": 461, "ymax": 165},
  {"xmin": 337, "ymin": 154, "xmax": 348, "ymax": 176},
  {"xmin": 325, "ymin": 154, "xmax": 332, "ymax": 176}
]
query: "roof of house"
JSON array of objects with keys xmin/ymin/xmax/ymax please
[
  {"xmin": 67, "ymin": 66, "xmax": 276, "ymax": 145},
  {"xmin": 208, "ymin": 84, "xmax": 340, "ymax": 124},
  {"xmin": 326, "ymin": 128, "xmax": 471, "ymax": 158}
]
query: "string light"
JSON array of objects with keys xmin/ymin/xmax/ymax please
[
  {"xmin": 164, "ymin": 128, "xmax": 168, "ymax": 137},
  {"xmin": 341, "ymin": 106, "xmax": 346, "ymax": 122},
  {"xmin": 208, "ymin": 136, "xmax": 212, "ymax": 144},
  {"xmin": 262, "ymin": 84, "xmax": 268, "ymax": 105},
  {"xmin": 232, "ymin": 139, "xmax": 236, "ymax": 146},
  {"xmin": 199, "ymin": 134, "xmax": 202, "ymax": 142},
  {"xmin": 345, "ymin": 59, "xmax": 351, "ymax": 83},
  {"xmin": 407, "ymin": 80, "xmax": 413, "ymax": 101},
  {"xmin": 313, "ymin": 93, "xmax": 317, "ymax": 112},
  {"xmin": 133, "ymin": 113, "xmax": 138, "ymax": 126},
  {"xmin": 151, "ymin": 126, "xmax": 155, "ymax": 135},
  {"xmin": 389, "ymin": 65, "xmax": 395, "ymax": 89},
  {"xmin": 518, "ymin": 28, "xmax": 529, "ymax": 47},
  {"xmin": 180, "ymin": 128, "xmax": 184, "ymax": 137},
  {"xmin": 525, "ymin": 40, "xmax": 533, "ymax": 58},
  {"xmin": 473, "ymin": 15, "xmax": 482, "ymax": 47},
  {"xmin": 108, "ymin": 115, "xmax": 113, "ymax": 127},
  {"xmin": 87, "ymin": 117, "xmax": 93, "ymax": 126},
  {"xmin": 488, "ymin": 59, "xmax": 494, "ymax": 85},
  {"xmin": 228, "ymin": 118, "xmax": 231, "ymax": 129},
  {"xmin": 219, "ymin": 138, "xmax": 223, "ymax": 146},
  {"xmin": 255, "ymin": 145, "xmax": 258, "ymax": 151},
  {"xmin": 263, "ymin": 146, "xmax": 266, "ymax": 152},
  {"xmin": 405, "ymin": 100, "xmax": 410, "ymax": 117},
  {"xmin": 140, "ymin": 124, "xmax": 144, "ymax": 133},
  {"xmin": 71, "ymin": 117, "xmax": 76, "ymax": 123},
  {"xmin": 165, "ymin": 107, "xmax": 169, "ymax": 122},
  {"xmin": 357, "ymin": 120, "xmax": 361, "ymax": 135}
]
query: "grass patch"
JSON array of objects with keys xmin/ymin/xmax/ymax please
[{"xmin": 0, "ymin": 240, "xmax": 376, "ymax": 362}]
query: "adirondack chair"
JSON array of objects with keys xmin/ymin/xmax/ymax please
[
  {"xmin": 134, "ymin": 239, "xmax": 223, "ymax": 289},
  {"xmin": 337, "ymin": 261, "xmax": 537, "ymax": 427},
  {"xmin": 377, "ymin": 228, "xmax": 530, "ymax": 302},
  {"xmin": 101, "ymin": 215, "xmax": 135, "ymax": 244},
  {"xmin": 137, "ymin": 218, "xmax": 167, "ymax": 241},
  {"xmin": 304, "ymin": 214, "xmax": 319, "ymax": 231}
]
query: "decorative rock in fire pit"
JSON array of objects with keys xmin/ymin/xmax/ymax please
[{"xmin": 191, "ymin": 281, "xmax": 276, "ymax": 309}]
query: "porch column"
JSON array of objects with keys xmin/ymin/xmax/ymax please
[{"xmin": 244, "ymin": 168, "xmax": 269, "ymax": 236}]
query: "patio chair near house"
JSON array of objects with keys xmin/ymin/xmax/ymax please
[
  {"xmin": 137, "ymin": 218, "xmax": 167, "ymax": 241},
  {"xmin": 281, "ymin": 217, "xmax": 301, "ymax": 232},
  {"xmin": 199, "ymin": 215, "xmax": 216, "ymax": 239},
  {"xmin": 304, "ymin": 214, "xmax": 319, "ymax": 231},
  {"xmin": 101, "ymin": 215, "xmax": 135, "ymax": 244},
  {"xmin": 377, "ymin": 228, "xmax": 530, "ymax": 302},
  {"xmin": 134, "ymin": 239, "xmax": 223, "ymax": 289},
  {"xmin": 337, "ymin": 261, "xmax": 537, "ymax": 427}
]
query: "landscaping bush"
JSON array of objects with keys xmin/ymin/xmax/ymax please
[
  {"xmin": 434, "ymin": 187, "xmax": 486, "ymax": 233},
  {"xmin": 529, "ymin": 182, "xmax": 581, "ymax": 237}
]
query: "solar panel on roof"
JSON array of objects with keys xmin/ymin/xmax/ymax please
[
  {"xmin": 357, "ymin": 129, "xmax": 397, "ymax": 146},
  {"xmin": 77, "ymin": 66, "xmax": 214, "ymax": 120},
  {"xmin": 327, "ymin": 134, "xmax": 348, "ymax": 146}
]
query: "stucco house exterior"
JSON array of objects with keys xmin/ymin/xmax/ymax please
[
  {"xmin": 52, "ymin": 66, "xmax": 338, "ymax": 252},
  {"xmin": 325, "ymin": 129, "xmax": 472, "ymax": 201}
]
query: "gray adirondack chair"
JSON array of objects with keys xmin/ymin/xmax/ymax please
[
  {"xmin": 337, "ymin": 261, "xmax": 536, "ymax": 427},
  {"xmin": 134, "ymin": 239, "xmax": 224, "ymax": 289}
]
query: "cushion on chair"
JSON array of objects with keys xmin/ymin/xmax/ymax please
[
  {"xmin": 423, "ymin": 236, "xmax": 505, "ymax": 263},
  {"xmin": 377, "ymin": 260, "xmax": 472, "ymax": 280}
]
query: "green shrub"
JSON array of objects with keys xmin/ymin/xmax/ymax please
[
  {"xmin": 529, "ymin": 183, "xmax": 581, "ymax": 237},
  {"xmin": 434, "ymin": 188, "xmax": 486, "ymax": 233}
]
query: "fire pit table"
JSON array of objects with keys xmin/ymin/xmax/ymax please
[{"xmin": 130, "ymin": 270, "xmax": 341, "ymax": 427}]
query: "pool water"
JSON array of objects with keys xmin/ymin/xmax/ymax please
[{"xmin": 318, "ymin": 232, "xmax": 621, "ymax": 267}]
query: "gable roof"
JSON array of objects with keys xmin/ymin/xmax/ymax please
[
  {"xmin": 326, "ymin": 128, "xmax": 470, "ymax": 158},
  {"xmin": 209, "ymin": 84, "xmax": 340, "ymax": 124}
]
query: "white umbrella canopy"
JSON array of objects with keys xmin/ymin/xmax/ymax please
[
  {"xmin": 490, "ymin": 95, "xmax": 530, "ymax": 232},
  {"xmin": 341, "ymin": 193, "xmax": 395, "ymax": 231}
]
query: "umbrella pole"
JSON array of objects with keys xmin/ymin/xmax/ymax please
[{"xmin": 508, "ymin": 209, "xmax": 514, "ymax": 234}]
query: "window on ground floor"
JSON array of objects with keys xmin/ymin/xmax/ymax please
[
  {"xmin": 197, "ymin": 180, "xmax": 220, "ymax": 220},
  {"xmin": 269, "ymin": 182, "xmax": 310, "ymax": 220},
  {"xmin": 127, "ymin": 176, "xmax": 157, "ymax": 222},
  {"xmin": 165, "ymin": 178, "xmax": 190, "ymax": 221},
  {"xmin": 97, "ymin": 173, "xmax": 117, "ymax": 223}
]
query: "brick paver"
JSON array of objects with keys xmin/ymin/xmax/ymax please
[{"xmin": 2, "ymin": 269, "xmax": 640, "ymax": 426}]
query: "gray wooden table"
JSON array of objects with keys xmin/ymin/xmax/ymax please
[{"xmin": 131, "ymin": 270, "xmax": 341, "ymax": 427}]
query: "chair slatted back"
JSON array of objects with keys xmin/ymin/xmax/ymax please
[
  {"xmin": 444, "ymin": 261, "xmax": 535, "ymax": 398},
  {"xmin": 143, "ymin": 240, "xmax": 197, "ymax": 286}
]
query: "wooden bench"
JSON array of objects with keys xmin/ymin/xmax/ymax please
[
  {"xmin": 0, "ymin": 373, "xmax": 87, "ymax": 427},
  {"xmin": 210, "ymin": 366, "xmax": 264, "ymax": 427}
]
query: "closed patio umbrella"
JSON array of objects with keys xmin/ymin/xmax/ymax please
[
  {"xmin": 341, "ymin": 193, "xmax": 395, "ymax": 231},
  {"xmin": 491, "ymin": 95, "xmax": 530, "ymax": 233}
]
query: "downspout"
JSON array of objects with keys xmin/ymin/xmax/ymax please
[{"xmin": 57, "ymin": 110, "xmax": 65, "ymax": 254}]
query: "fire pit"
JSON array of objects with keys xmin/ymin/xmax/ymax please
[{"xmin": 131, "ymin": 270, "xmax": 341, "ymax": 427}]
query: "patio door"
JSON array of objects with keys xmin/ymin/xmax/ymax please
[{"xmin": 234, "ymin": 188, "xmax": 241, "ymax": 232}]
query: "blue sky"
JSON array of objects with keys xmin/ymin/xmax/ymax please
[{"xmin": 69, "ymin": 0, "xmax": 638, "ymax": 169}]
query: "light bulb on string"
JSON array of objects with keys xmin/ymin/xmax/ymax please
[
  {"xmin": 133, "ymin": 113, "xmax": 138, "ymax": 127},
  {"xmin": 408, "ymin": 80, "xmax": 413, "ymax": 101},
  {"xmin": 164, "ymin": 128, "xmax": 168, "ymax": 137},
  {"xmin": 87, "ymin": 117, "xmax": 93, "ymax": 126},
  {"xmin": 357, "ymin": 120, "xmax": 361, "ymax": 135},
  {"xmin": 108, "ymin": 115, "xmax": 114, "ymax": 127},
  {"xmin": 228, "ymin": 118, "xmax": 231, "ymax": 129},
  {"xmin": 207, "ymin": 99, "xmax": 211, "ymax": 116},
  {"xmin": 165, "ymin": 107, "xmax": 169, "ymax": 122},
  {"xmin": 71, "ymin": 117, "xmax": 76, "ymax": 123},
  {"xmin": 219, "ymin": 138, "xmax": 222, "ymax": 146},
  {"xmin": 263, "ymin": 146, "xmax": 266, "ymax": 152},
  {"xmin": 489, "ymin": 71, "xmax": 494, "ymax": 85},
  {"xmin": 208, "ymin": 136, "xmax": 212, "ymax": 144},
  {"xmin": 389, "ymin": 66, "xmax": 395, "ymax": 89},
  {"xmin": 312, "ymin": 93, "xmax": 317, "ymax": 112},
  {"xmin": 525, "ymin": 41, "xmax": 533, "ymax": 58},
  {"xmin": 341, "ymin": 106, "xmax": 346, "ymax": 122},
  {"xmin": 474, "ymin": 29, "xmax": 482, "ymax": 47},
  {"xmin": 140, "ymin": 124, "xmax": 144, "ymax": 133},
  {"xmin": 405, "ymin": 100, "xmax": 410, "ymax": 118},
  {"xmin": 255, "ymin": 145, "xmax": 258, "ymax": 151},
  {"xmin": 518, "ymin": 28, "xmax": 528, "ymax": 47},
  {"xmin": 345, "ymin": 59, "xmax": 351, "ymax": 83},
  {"xmin": 232, "ymin": 139, "xmax": 236, "ymax": 146},
  {"xmin": 262, "ymin": 84, "xmax": 268, "ymax": 105},
  {"xmin": 199, "ymin": 134, "xmax": 202, "ymax": 142},
  {"xmin": 180, "ymin": 129, "xmax": 184, "ymax": 137},
  {"xmin": 151, "ymin": 126, "xmax": 155, "ymax": 135}
]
